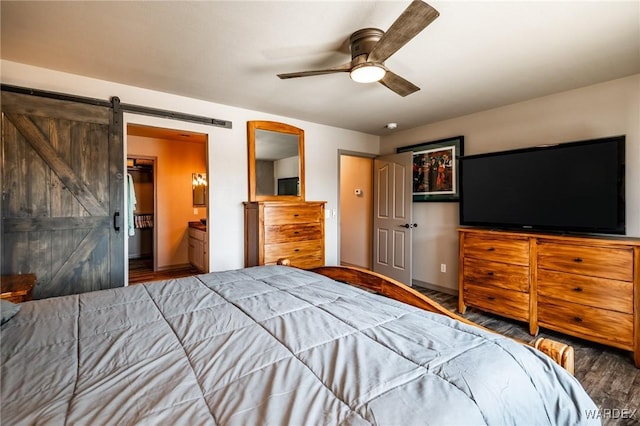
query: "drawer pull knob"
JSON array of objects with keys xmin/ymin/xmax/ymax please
[
  {"xmin": 487, "ymin": 247, "xmax": 495, "ymax": 252},
  {"xmin": 574, "ymin": 316, "xmax": 583, "ymax": 323},
  {"xmin": 294, "ymin": 231, "xmax": 299, "ymax": 234},
  {"xmin": 573, "ymin": 257, "xmax": 583, "ymax": 263},
  {"xmin": 487, "ymin": 296, "xmax": 496, "ymax": 301},
  {"xmin": 572, "ymin": 287, "xmax": 583, "ymax": 292},
  {"xmin": 487, "ymin": 271, "xmax": 494, "ymax": 276}
]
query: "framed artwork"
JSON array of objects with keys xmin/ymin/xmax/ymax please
[{"xmin": 397, "ymin": 136, "xmax": 464, "ymax": 202}]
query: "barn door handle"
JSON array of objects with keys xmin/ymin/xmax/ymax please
[{"xmin": 113, "ymin": 211, "xmax": 121, "ymax": 232}]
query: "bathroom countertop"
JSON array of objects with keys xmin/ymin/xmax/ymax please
[{"xmin": 188, "ymin": 221, "xmax": 206, "ymax": 232}]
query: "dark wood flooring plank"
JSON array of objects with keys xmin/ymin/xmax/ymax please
[{"xmin": 415, "ymin": 286, "xmax": 640, "ymax": 425}]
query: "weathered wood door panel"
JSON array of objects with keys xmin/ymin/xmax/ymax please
[{"xmin": 1, "ymin": 91, "xmax": 124, "ymax": 298}]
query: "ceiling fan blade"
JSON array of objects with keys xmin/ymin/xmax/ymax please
[
  {"xmin": 368, "ymin": 0, "xmax": 439, "ymax": 64},
  {"xmin": 379, "ymin": 71, "xmax": 420, "ymax": 97},
  {"xmin": 277, "ymin": 62, "xmax": 352, "ymax": 79}
]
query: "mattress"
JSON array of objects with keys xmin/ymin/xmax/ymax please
[{"xmin": 1, "ymin": 265, "xmax": 598, "ymax": 425}]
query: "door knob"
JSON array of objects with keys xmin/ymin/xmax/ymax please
[{"xmin": 400, "ymin": 223, "xmax": 418, "ymax": 229}]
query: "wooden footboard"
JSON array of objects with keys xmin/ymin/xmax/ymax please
[{"xmin": 298, "ymin": 262, "xmax": 575, "ymax": 374}]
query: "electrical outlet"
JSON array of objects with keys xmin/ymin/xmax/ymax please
[{"xmin": 440, "ymin": 263, "xmax": 446, "ymax": 273}]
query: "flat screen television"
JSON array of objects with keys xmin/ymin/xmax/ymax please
[
  {"xmin": 277, "ymin": 177, "xmax": 299, "ymax": 196},
  {"xmin": 459, "ymin": 135, "xmax": 625, "ymax": 235}
]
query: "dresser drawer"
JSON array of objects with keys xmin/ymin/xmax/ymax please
[
  {"xmin": 264, "ymin": 223, "xmax": 322, "ymax": 244},
  {"xmin": 537, "ymin": 242, "xmax": 633, "ymax": 281},
  {"xmin": 264, "ymin": 205, "xmax": 323, "ymax": 225},
  {"xmin": 538, "ymin": 269, "xmax": 633, "ymax": 314},
  {"xmin": 463, "ymin": 257, "xmax": 529, "ymax": 292},
  {"xmin": 463, "ymin": 235, "xmax": 529, "ymax": 265},
  {"xmin": 264, "ymin": 240, "xmax": 324, "ymax": 264},
  {"xmin": 463, "ymin": 282, "xmax": 529, "ymax": 322},
  {"xmin": 538, "ymin": 299, "xmax": 633, "ymax": 349},
  {"xmin": 275, "ymin": 252, "xmax": 325, "ymax": 269}
]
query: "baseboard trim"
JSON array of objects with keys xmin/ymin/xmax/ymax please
[
  {"xmin": 339, "ymin": 261, "xmax": 371, "ymax": 269},
  {"xmin": 412, "ymin": 279, "xmax": 458, "ymax": 297},
  {"xmin": 156, "ymin": 263, "xmax": 193, "ymax": 272}
]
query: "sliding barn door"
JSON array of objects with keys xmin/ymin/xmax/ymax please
[{"xmin": 1, "ymin": 91, "xmax": 124, "ymax": 298}]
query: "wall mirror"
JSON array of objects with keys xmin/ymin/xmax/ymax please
[
  {"xmin": 192, "ymin": 173, "xmax": 207, "ymax": 206},
  {"xmin": 248, "ymin": 121, "xmax": 305, "ymax": 201}
]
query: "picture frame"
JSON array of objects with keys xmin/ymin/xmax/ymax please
[{"xmin": 397, "ymin": 136, "xmax": 464, "ymax": 202}]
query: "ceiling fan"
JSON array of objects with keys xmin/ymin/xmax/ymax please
[{"xmin": 277, "ymin": 0, "xmax": 439, "ymax": 97}]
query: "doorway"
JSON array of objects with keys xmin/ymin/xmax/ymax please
[
  {"xmin": 126, "ymin": 124, "xmax": 207, "ymax": 284},
  {"xmin": 127, "ymin": 156, "xmax": 156, "ymax": 281},
  {"xmin": 339, "ymin": 153, "xmax": 374, "ymax": 269}
]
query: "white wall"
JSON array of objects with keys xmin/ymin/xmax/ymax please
[
  {"xmin": 1, "ymin": 60, "xmax": 380, "ymax": 272},
  {"xmin": 381, "ymin": 74, "xmax": 640, "ymax": 293}
]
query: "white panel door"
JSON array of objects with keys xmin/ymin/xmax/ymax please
[{"xmin": 373, "ymin": 152, "xmax": 413, "ymax": 285}]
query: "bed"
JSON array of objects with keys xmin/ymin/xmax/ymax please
[{"xmin": 1, "ymin": 264, "xmax": 598, "ymax": 425}]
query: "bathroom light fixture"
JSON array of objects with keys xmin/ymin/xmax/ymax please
[
  {"xmin": 192, "ymin": 173, "xmax": 207, "ymax": 188},
  {"xmin": 350, "ymin": 63, "xmax": 386, "ymax": 83},
  {"xmin": 385, "ymin": 122, "xmax": 398, "ymax": 130}
]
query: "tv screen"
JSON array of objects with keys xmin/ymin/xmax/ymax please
[
  {"xmin": 459, "ymin": 136, "xmax": 625, "ymax": 235},
  {"xmin": 278, "ymin": 177, "xmax": 299, "ymax": 196}
]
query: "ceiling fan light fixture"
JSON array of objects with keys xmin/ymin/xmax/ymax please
[{"xmin": 350, "ymin": 63, "xmax": 386, "ymax": 83}]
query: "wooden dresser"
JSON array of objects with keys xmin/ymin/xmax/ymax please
[
  {"xmin": 244, "ymin": 201, "xmax": 326, "ymax": 269},
  {"xmin": 458, "ymin": 228, "xmax": 640, "ymax": 367}
]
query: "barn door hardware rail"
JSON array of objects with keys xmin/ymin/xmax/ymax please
[{"xmin": 1, "ymin": 85, "xmax": 232, "ymax": 129}]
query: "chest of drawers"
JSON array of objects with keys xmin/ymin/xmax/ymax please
[
  {"xmin": 459, "ymin": 233, "xmax": 533, "ymax": 330},
  {"xmin": 458, "ymin": 228, "xmax": 640, "ymax": 367},
  {"xmin": 244, "ymin": 201, "xmax": 326, "ymax": 269},
  {"xmin": 537, "ymin": 241, "xmax": 634, "ymax": 349}
]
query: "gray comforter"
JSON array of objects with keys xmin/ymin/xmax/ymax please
[{"xmin": 1, "ymin": 265, "xmax": 598, "ymax": 425}]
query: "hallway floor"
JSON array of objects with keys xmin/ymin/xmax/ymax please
[{"xmin": 128, "ymin": 257, "xmax": 199, "ymax": 284}]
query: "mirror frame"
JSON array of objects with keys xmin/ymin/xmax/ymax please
[
  {"xmin": 247, "ymin": 120, "xmax": 305, "ymax": 202},
  {"xmin": 192, "ymin": 173, "xmax": 207, "ymax": 207}
]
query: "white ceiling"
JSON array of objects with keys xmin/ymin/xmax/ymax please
[{"xmin": 1, "ymin": 1, "xmax": 639, "ymax": 136}]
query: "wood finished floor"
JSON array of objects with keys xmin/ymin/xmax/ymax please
[
  {"xmin": 128, "ymin": 258, "xmax": 199, "ymax": 284},
  {"xmin": 416, "ymin": 286, "xmax": 640, "ymax": 426}
]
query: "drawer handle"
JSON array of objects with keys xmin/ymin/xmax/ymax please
[
  {"xmin": 573, "ymin": 257, "xmax": 583, "ymax": 263},
  {"xmin": 294, "ymin": 248, "xmax": 300, "ymax": 252},
  {"xmin": 572, "ymin": 287, "xmax": 583, "ymax": 292},
  {"xmin": 574, "ymin": 316, "xmax": 583, "ymax": 323},
  {"xmin": 487, "ymin": 296, "xmax": 496, "ymax": 301},
  {"xmin": 294, "ymin": 231, "xmax": 299, "ymax": 234},
  {"xmin": 487, "ymin": 247, "xmax": 495, "ymax": 252},
  {"xmin": 487, "ymin": 271, "xmax": 494, "ymax": 276},
  {"xmin": 293, "ymin": 214, "xmax": 299, "ymax": 217}
]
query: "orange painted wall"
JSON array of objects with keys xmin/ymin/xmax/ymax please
[
  {"xmin": 128, "ymin": 135, "xmax": 207, "ymax": 270},
  {"xmin": 340, "ymin": 155, "xmax": 372, "ymax": 269}
]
